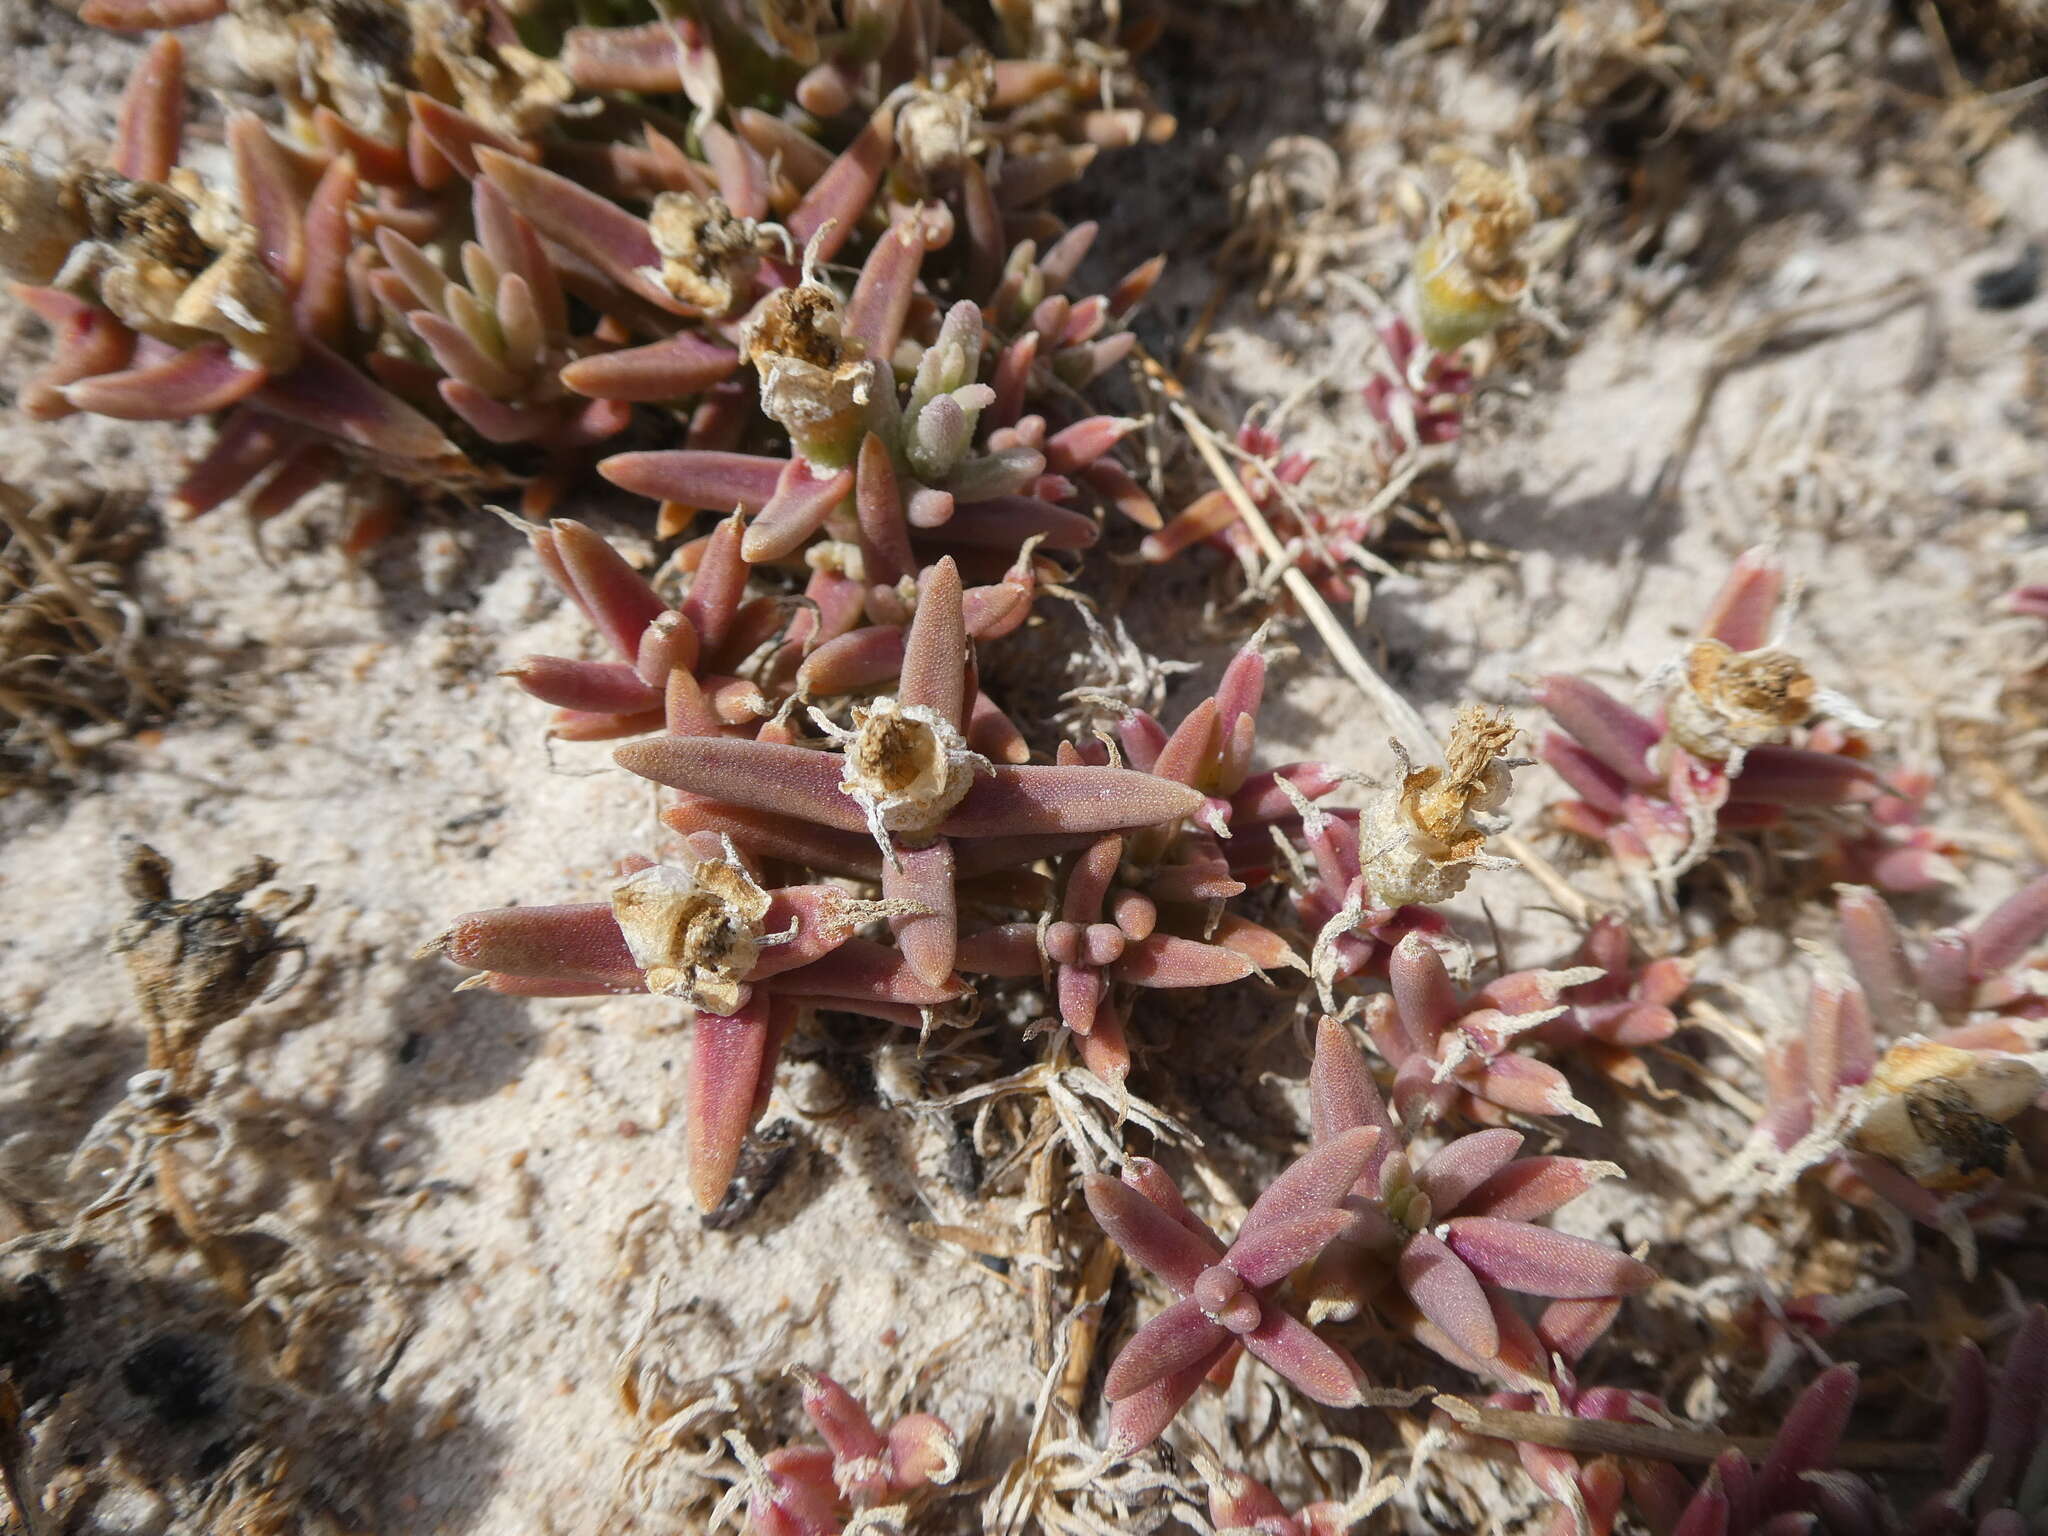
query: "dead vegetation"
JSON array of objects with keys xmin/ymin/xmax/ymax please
[{"xmin": 0, "ymin": 484, "xmax": 167, "ymax": 792}]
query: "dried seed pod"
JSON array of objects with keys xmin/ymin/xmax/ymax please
[
  {"xmin": 1360, "ymin": 706, "xmax": 1521, "ymax": 907},
  {"xmin": 1666, "ymin": 639, "xmax": 1818, "ymax": 761},
  {"xmin": 742, "ymin": 280, "xmax": 875, "ymax": 467},
  {"xmin": 648, "ymin": 192, "xmax": 774, "ymax": 316},
  {"xmin": 823, "ymin": 697, "xmax": 994, "ymax": 851},
  {"xmin": 1851, "ymin": 1039, "xmax": 2042, "ymax": 1189},
  {"xmin": 1413, "ymin": 156, "xmax": 1535, "ymax": 352},
  {"xmin": 611, "ymin": 849, "xmax": 781, "ymax": 1015}
]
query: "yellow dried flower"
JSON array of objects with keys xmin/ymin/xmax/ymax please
[{"xmin": 1413, "ymin": 156, "xmax": 1535, "ymax": 352}]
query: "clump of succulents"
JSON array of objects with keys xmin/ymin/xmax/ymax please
[
  {"xmin": 1297, "ymin": 1018, "xmax": 1654, "ymax": 1386},
  {"xmin": 1514, "ymin": 1304, "xmax": 2048, "ymax": 1536},
  {"xmin": 1728, "ymin": 878, "xmax": 2048, "ymax": 1273},
  {"xmin": 1535, "ymin": 546, "xmax": 1957, "ymax": 910},
  {"xmin": 1081, "ymin": 1132, "xmax": 1380, "ymax": 1454},
  {"xmin": 715, "ymin": 1369, "xmax": 959, "ymax": 1535},
  {"xmin": 2, "ymin": 0, "xmax": 1169, "ymax": 548}
]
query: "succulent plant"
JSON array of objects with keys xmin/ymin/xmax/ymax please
[
  {"xmin": 426, "ymin": 832, "xmax": 960, "ymax": 1210},
  {"xmin": 1082, "ymin": 1132, "xmax": 1380, "ymax": 1455},
  {"xmin": 1140, "ymin": 421, "xmax": 1384, "ymax": 613},
  {"xmin": 6, "ymin": 0, "xmax": 1168, "ymax": 552},
  {"xmin": 1297, "ymin": 1017, "xmax": 1655, "ymax": 1387},
  {"xmin": 720, "ymin": 1368, "xmax": 959, "ymax": 1536},
  {"xmin": 1197, "ymin": 1451, "xmax": 1394, "ymax": 1536},
  {"xmin": 1535, "ymin": 546, "xmax": 1957, "ymax": 906},
  {"xmin": 1730, "ymin": 878, "xmax": 2048, "ymax": 1273}
]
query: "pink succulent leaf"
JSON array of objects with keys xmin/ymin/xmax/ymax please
[
  {"xmin": 743, "ymin": 459, "xmax": 857, "ymax": 562},
  {"xmin": 1238, "ymin": 1127, "xmax": 1383, "ymax": 1245},
  {"xmin": 1122, "ymin": 1157, "xmax": 1216, "ymax": 1244},
  {"xmin": 67, "ymin": 341, "xmax": 268, "ymax": 420},
  {"xmin": 936, "ymin": 767, "xmax": 1204, "ymax": 838},
  {"xmin": 1754, "ymin": 1365, "xmax": 1859, "ymax": 1512},
  {"xmin": 900, "ymin": 558, "xmax": 967, "ymax": 724},
  {"xmin": 1979, "ymin": 1304, "xmax": 2048, "ymax": 1511},
  {"xmin": 1106, "ymin": 1349, "xmax": 1229, "ymax": 1458},
  {"xmin": 770, "ymin": 938, "xmax": 962, "ymax": 1007},
  {"xmin": 603, "ymin": 448, "xmax": 784, "ymax": 513},
  {"xmin": 688, "ymin": 996, "xmax": 773, "ymax": 1211},
  {"xmin": 1110, "ymin": 934, "xmax": 1257, "ymax": 988},
  {"xmin": 476, "ymin": 147, "xmax": 685, "ymax": 312},
  {"xmin": 1969, "ymin": 871, "xmax": 2048, "ymax": 983},
  {"xmin": 1104, "ymin": 1296, "xmax": 1228, "ymax": 1401},
  {"xmin": 788, "ymin": 105, "xmax": 894, "ymax": 258},
  {"xmin": 1085, "ymin": 1173, "xmax": 1223, "ymax": 1292},
  {"xmin": 884, "ymin": 836, "xmax": 957, "ymax": 988},
  {"xmin": 1536, "ymin": 1296, "xmax": 1622, "ymax": 1367},
  {"xmin": 561, "ymin": 333, "xmax": 740, "ymax": 401},
  {"xmin": 1532, "ymin": 675, "xmax": 1662, "ymax": 787},
  {"xmin": 114, "ymin": 34, "xmax": 185, "ymax": 180},
  {"xmin": 1698, "ymin": 546, "xmax": 1784, "ymax": 650},
  {"xmin": 1399, "ymin": 1229, "xmax": 1499, "ymax": 1361},
  {"xmin": 1309, "ymin": 1017, "xmax": 1398, "ymax": 1164},
  {"xmin": 795, "ymin": 1369, "xmax": 887, "ymax": 1465},
  {"xmin": 432, "ymin": 902, "xmax": 639, "ymax": 988},
  {"xmin": 1414, "ymin": 1129, "xmax": 1525, "ymax": 1216},
  {"xmin": 1462, "ymin": 1156, "xmax": 1622, "ymax": 1224},
  {"xmin": 884, "ymin": 1412, "xmax": 960, "ymax": 1494},
  {"xmin": 1240, "ymin": 1305, "xmax": 1365, "ymax": 1407},
  {"xmin": 1227, "ymin": 1208, "xmax": 1354, "ymax": 1290},
  {"xmin": 255, "ymin": 341, "xmax": 463, "ymax": 463},
  {"xmin": 619, "ymin": 738, "xmax": 856, "ymax": 826},
  {"xmin": 1444, "ymin": 1217, "xmax": 1656, "ymax": 1299}
]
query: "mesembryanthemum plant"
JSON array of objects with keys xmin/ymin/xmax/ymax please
[
  {"xmin": 716, "ymin": 1368, "xmax": 960, "ymax": 1536},
  {"xmin": 1083, "ymin": 1130, "xmax": 1380, "ymax": 1456},
  {"xmin": 1728, "ymin": 877, "xmax": 2048, "ymax": 1273},
  {"xmin": 1535, "ymin": 547, "xmax": 1956, "ymax": 909},
  {"xmin": 1297, "ymin": 1017, "xmax": 1655, "ymax": 1389}
]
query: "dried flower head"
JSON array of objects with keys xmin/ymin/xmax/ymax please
[
  {"xmin": 1851, "ymin": 1039, "xmax": 2041, "ymax": 1190},
  {"xmin": 817, "ymin": 696, "xmax": 995, "ymax": 851},
  {"xmin": 648, "ymin": 192, "xmax": 776, "ymax": 316},
  {"xmin": 1414, "ymin": 155, "xmax": 1536, "ymax": 352},
  {"xmin": 1360, "ymin": 706, "xmax": 1522, "ymax": 909},
  {"xmin": 113, "ymin": 838, "xmax": 312, "ymax": 1071},
  {"xmin": 742, "ymin": 279, "xmax": 876, "ymax": 469},
  {"xmin": 611, "ymin": 845, "xmax": 785, "ymax": 1015},
  {"xmin": 1666, "ymin": 639, "xmax": 1818, "ymax": 761}
]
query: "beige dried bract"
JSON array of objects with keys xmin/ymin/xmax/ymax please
[
  {"xmin": 824, "ymin": 697, "xmax": 991, "ymax": 851},
  {"xmin": 0, "ymin": 151, "xmax": 89, "ymax": 284},
  {"xmin": 612, "ymin": 855, "xmax": 777, "ymax": 1014},
  {"xmin": 896, "ymin": 83, "xmax": 983, "ymax": 180},
  {"xmin": 112, "ymin": 840, "xmax": 312, "ymax": 1072},
  {"xmin": 649, "ymin": 193, "xmax": 774, "ymax": 316},
  {"xmin": 1851, "ymin": 1038, "xmax": 2043, "ymax": 1190},
  {"xmin": 1414, "ymin": 156, "xmax": 1536, "ymax": 352},
  {"xmin": 1360, "ymin": 707, "xmax": 1520, "ymax": 907},
  {"xmin": 741, "ymin": 283, "xmax": 875, "ymax": 462},
  {"xmin": 1667, "ymin": 639, "xmax": 1816, "ymax": 761}
]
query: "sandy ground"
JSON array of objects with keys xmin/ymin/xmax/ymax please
[{"xmin": 2, "ymin": 2, "xmax": 2046, "ymax": 1532}]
